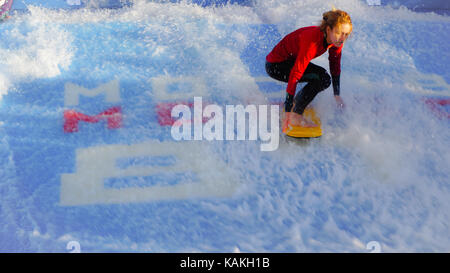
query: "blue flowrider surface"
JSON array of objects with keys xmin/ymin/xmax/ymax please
[{"xmin": 0, "ymin": 1, "xmax": 449, "ymax": 252}]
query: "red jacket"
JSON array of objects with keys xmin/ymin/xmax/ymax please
[{"xmin": 266, "ymin": 26, "xmax": 342, "ymax": 95}]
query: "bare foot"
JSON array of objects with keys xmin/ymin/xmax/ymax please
[{"xmin": 289, "ymin": 112, "xmax": 317, "ymax": 127}]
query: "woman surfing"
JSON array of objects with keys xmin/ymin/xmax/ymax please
[{"xmin": 265, "ymin": 9, "xmax": 353, "ymax": 130}]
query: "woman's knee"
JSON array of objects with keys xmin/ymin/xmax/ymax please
[
  {"xmin": 312, "ymin": 68, "xmax": 331, "ymax": 91},
  {"xmin": 321, "ymin": 72, "xmax": 331, "ymax": 90}
]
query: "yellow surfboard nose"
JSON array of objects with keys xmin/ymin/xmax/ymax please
[{"xmin": 284, "ymin": 108, "xmax": 322, "ymax": 138}]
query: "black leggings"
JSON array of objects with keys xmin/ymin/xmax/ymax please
[{"xmin": 265, "ymin": 59, "xmax": 331, "ymax": 115}]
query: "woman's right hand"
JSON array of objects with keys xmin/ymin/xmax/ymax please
[
  {"xmin": 284, "ymin": 93, "xmax": 294, "ymax": 112},
  {"xmin": 282, "ymin": 112, "xmax": 291, "ymax": 132}
]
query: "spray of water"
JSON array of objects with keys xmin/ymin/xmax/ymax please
[{"xmin": 0, "ymin": 0, "xmax": 449, "ymax": 252}]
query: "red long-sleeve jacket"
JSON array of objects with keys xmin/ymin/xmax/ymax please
[{"xmin": 266, "ymin": 26, "xmax": 342, "ymax": 95}]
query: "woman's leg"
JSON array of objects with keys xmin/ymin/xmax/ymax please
[
  {"xmin": 266, "ymin": 61, "xmax": 331, "ymax": 114},
  {"xmin": 266, "ymin": 60, "xmax": 331, "ymax": 128},
  {"xmin": 292, "ymin": 63, "xmax": 331, "ymax": 115}
]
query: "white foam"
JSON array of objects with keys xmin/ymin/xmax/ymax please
[
  {"xmin": 0, "ymin": 16, "xmax": 74, "ymax": 96},
  {"xmin": 0, "ymin": 0, "xmax": 449, "ymax": 252}
]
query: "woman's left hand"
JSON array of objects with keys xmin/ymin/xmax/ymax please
[{"xmin": 334, "ymin": 95, "xmax": 345, "ymax": 109}]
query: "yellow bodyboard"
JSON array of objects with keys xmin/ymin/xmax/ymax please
[{"xmin": 283, "ymin": 108, "xmax": 322, "ymax": 138}]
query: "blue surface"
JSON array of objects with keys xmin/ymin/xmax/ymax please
[{"xmin": 0, "ymin": 1, "xmax": 449, "ymax": 252}]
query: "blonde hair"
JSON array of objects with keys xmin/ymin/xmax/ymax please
[{"xmin": 320, "ymin": 9, "xmax": 353, "ymax": 33}]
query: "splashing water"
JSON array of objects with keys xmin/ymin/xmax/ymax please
[{"xmin": 0, "ymin": 0, "xmax": 449, "ymax": 252}]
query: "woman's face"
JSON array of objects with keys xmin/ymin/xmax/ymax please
[{"xmin": 326, "ymin": 23, "xmax": 352, "ymax": 47}]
